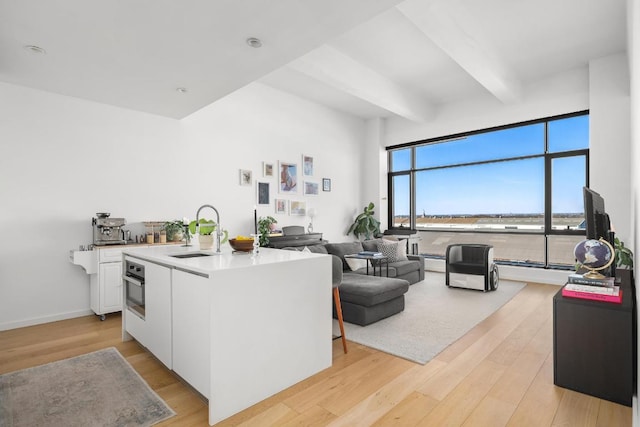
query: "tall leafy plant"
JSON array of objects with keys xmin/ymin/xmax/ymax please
[{"xmin": 347, "ymin": 202, "xmax": 381, "ymax": 240}]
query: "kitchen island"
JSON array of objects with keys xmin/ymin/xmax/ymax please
[{"xmin": 121, "ymin": 245, "xmax": 332, "ymax": 426}]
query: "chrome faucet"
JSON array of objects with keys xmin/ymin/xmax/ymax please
[{"xmin": 195, "ymin": 204, "xmax": 222, "ymax": 253}]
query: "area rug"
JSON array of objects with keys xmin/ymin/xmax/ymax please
[
  {"xmin": 0, "ymin": 347, "xmax": 175, "ymax": 427},
  {"xmin": 334, "ymin": 272, "xmax": 526, "ymax": 364}
]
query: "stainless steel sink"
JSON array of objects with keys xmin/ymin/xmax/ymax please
[{"xmin": 169, "ymin": 252, "xmax": 214, "ymax": 259}]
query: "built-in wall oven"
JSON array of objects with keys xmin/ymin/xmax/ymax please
[{"xmin": 124, "ymin": 259, "xmax": 145, "ymax": 319}]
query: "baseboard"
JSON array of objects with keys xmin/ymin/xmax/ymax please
[
  {"xmin": 425, "ymin": 258, "xmax": 566, "ymax": 286},
  {"xmin": 0, "ymin": 309, "xmax": 94, "ymax": 331}
]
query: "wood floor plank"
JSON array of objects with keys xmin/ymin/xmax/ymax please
[
  {"xmin": 506, "ymin": 353, "xmax": 564, "ymax": 427},
  {"xmin": 370, "ymin": 391, "xmax": 440, "ymax": 426},
  {"xmin": 417, "ymin": 285, "xmax": 549, "ymax": 401},
  {"xmin": 326, "ymin": 359, "xmax": 446, "ymax": 426},
  {"xmin": 551, "ymin": 389, "xmax": 600, "ymax": 427},
  {"xmin": 236, "ymin": 402, "xmax": 299, "ymax": 426},
  {"xmin": 415, "ymin": 359, "xmax": 507, "ymax": 426},
  {"xmin": 279, "ymin": 405, "xmax": 337, "ymax": 427},
  {"xmin": 0, "ymin": 282, "xmax": 631, "ymax": 427}
]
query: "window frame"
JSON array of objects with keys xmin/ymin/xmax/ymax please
[{"xmin": 386, "ymin": 111, "xmax": 589, "ymax": 270}]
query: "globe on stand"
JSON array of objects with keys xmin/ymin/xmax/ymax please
[{"xmin": 573, "ymin": 238, "xmax": 615, "ymax": 279}]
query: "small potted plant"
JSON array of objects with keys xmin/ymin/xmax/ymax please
[
  {"xmin": 188, "ymin": 218, "xmax": 229, "ymax": 250},
  {"xmin": 347, "ymin": 202, "xmax": 381, "ymax": 240},
  {"xmin": 163, "ymin": 220, "xmax": 185, "ymax": 242},
  {"xmin": 258, "ymin": 216, "xmax": 278, "ymax": 247},
  {"xmin": 614, "ymin": 237, "xmax": 634, "ymax": 270}
]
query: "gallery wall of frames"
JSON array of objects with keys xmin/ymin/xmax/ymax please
[{"xmin": 238, "ymin": 154, "xmax": 331, "ymax": 217}]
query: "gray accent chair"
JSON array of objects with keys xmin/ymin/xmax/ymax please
[{"xmin": 445, "ymin": 243, "xmax": 499, "ymax": 292}]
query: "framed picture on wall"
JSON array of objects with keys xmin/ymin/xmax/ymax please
[
  {"xmin": 322, "ymin": 178, "xmax": 331, "ymax": 192},
  {"xmin": 303, "ymin": 181, "xmax": 319, "ymax": 196},
  {"xmin": 239, "ymin": 169, "xmax": 252, "ymax": 186},
  {"xmin": 302, "ymin": 154, "xmax": 314, "ymax": 176},
  {"xmin": 278, "ymin": 161, "xmax": 298, "ymax": 193},
  {"xmin": 263, "ymin": 162, "xmax": 274, "ymax": 177},
  {"xmin": 275, "ymin": 199, "xmax": 288, "ymax": 214},
  {"xmin": 290, "ymin": 200, "xmax": 306, "ymax": 216},
  {"xmin": 257, "ymin": 181, "xmax": 270, "ymax": 205}
]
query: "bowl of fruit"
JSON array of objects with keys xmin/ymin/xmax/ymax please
[{"xmin": 229, "ymin": 236, "xmax": 254, "ymax": 252}]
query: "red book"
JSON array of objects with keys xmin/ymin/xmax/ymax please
[{"xmin": 562, "ymin": 287, "xmax": 623, "ymax": 304}]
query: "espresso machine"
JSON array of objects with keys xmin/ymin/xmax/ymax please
[{"xmin": 92, "ymin": 212, "xmax": 127, "ymax": 245}]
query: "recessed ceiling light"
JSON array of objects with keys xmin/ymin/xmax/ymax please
[
  {"xmin": 24, "ymin": 45, "xmax": 46, "ymax": 55},
  {"xmin": 246, "ymin": 37, "xmax": 262, "ymax": 48},
  {"xmin": 176, "ymin": 87, "xmax": 188, "ymax": 94}
]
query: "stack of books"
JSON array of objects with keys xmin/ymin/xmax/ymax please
[
  {"xmin": 358, "ymin": 251, "xmax": 383, "ymax": 257},
  {"xmin": 562, "ymin": 273, "xmax": 622, "ymax": 303}
]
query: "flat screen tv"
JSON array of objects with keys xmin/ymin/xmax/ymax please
[
  {"xmin": 583, "ymin": 186, "xmax": 615, "ymax": 276},
  {"xmin": 583, "ymin": 186, "xmax": 608, "ymax": 240}
]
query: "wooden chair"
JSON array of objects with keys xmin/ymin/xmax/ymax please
[{"xmin": 331, "ymin": 255, "xmax": 348, "ymax": 353}]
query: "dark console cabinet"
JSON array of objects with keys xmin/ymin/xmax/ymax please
[{"xmin": 553, "ymin": 272, "xmax": 636, "ymax": 406}]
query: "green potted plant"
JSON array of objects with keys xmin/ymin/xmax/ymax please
[
  {"xmin": 188, "ymin": 218, "xmax": 228, "ymax": 249},
  {"xmin": 614, "ymin": 237, "xmax": 633, "ymax": 269},
  {"xmin": 347, "ymin": 202, "xmax": 381, "ymax": 240},
  {"xmin": 163, "ymin": 220, "xmax": 185, "ymax": 242},
  {"xmin": 258, "ymin": 216, "xmax": 278, "ymax": 247}
]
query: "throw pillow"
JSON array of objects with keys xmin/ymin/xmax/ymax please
[
  {"xmin": 377, "ymin": 240, "xmax": 408, "ymax": 263},
  {"xmin": 344, "ymin": 256, "xmax": 368, "ymax": 271}
]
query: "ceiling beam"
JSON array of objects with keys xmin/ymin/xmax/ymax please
[
  {"xmin": 397, "ymin": 0, "xmax": 523, "ymax": 104},
  {"xmin": 289, "ymin": 45, "xmax": 435, "ymax": 122}
]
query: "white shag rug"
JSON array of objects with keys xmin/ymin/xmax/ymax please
[{"xmin": 334, "ymin": 271, "xmax": 526, "ymax": 364}]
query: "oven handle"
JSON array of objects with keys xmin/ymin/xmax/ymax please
[{"xmin": 123, "ymin": 275, "xmax": 144, "ymax": 287}]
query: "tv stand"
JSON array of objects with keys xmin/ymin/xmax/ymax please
[{"xmin": 553, "ymin": 269, "xmax": 636, "ymax": 406}]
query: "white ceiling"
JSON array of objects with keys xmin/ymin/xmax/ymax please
[{"xmin": 0, "ymin": 0, "xmax": 628, "ymax": 121}]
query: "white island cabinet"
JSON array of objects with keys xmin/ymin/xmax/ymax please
[
  {"xmin": 121, "ymin": 245, "xmax": 332, "ymax": 426},
  {"xmin": 123, "ymin": 257, "xmax": 173, "ymax": 369}
]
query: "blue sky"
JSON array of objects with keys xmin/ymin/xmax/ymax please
[{"xmin": 392, "ymin": 115, "xmax": 589, "ymax": 216}]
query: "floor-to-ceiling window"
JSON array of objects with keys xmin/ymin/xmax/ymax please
[{"xmin": 388, "ymin": 111, "xmax": 589, "ymax": 269}]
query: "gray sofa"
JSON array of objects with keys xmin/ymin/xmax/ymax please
[
  {"xmin": 283, "ymin": 240, "xmax": 424, "ymax": 326},
  {"xmin": 325, "ymin": 240, "xmax": 424, "ymax": 284}
]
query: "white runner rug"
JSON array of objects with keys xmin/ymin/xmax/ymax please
[{"xmin": 334, "ymin": 271, "xmax": 526, "ymax": 364}]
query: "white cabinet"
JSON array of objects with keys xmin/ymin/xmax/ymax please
[
  {"xmin": 143, "ymin": 260, "xmax": 172, "ymax": 368},
  {"xmin": 123, "ymin": 257, "xmax": 173, "ymax": 369},
  {"xmin": 172, "ymin": 269, "xmax": 210, "ymax": 397},
  {"xmin": 90, "ymin": 247, "xmax": 125, "ymax": 319}
]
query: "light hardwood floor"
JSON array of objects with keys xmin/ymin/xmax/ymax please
[{"xmin": 0, "ymin": 282, "xmax": 631, "ymax": 426}]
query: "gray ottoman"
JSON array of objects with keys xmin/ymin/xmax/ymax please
[{"xmin": 336, "ymin": 273, "xmax": 410, "ymax": 326}]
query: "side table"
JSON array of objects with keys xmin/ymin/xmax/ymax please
[
  {"xmin": 553, "ymin": 275, "xmax": 635, "ymax": 406},
  {"xmin": 344, "ymin": 254, "xmax": 389, "ymax": 277}
]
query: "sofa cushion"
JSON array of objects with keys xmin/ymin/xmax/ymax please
[
  {"xmin": 361, "ymin": 240, "xmax": 379, "ymax": 252},
  {"xmin": 344, "ymin": 257, "xmax": 368, "ymax": 271},
  {"xmin": 377, "ymin": 239, "xmax": 407, "ymax": 262},
  {"xmin": 280, "ymin": 244, "xmax": 328, "ymax": 254},
  {"xmin": 389, "ymin": 260, "xmax": 419, "ymax": 277},
  {"xmin": 304, "ymin": 245, "xmax": 328, "ymax": 254},
  {"xmin": 339, "ymin": 273, "xmax": 409, "ymax": 307},
  {"xmin": 324, "ymin": 242, "xmax": 364, "ymax": 269}
]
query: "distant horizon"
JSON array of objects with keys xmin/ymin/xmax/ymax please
[{"xmin": 393, "ymin": 212, "xmax": 583, "ymax": 218}]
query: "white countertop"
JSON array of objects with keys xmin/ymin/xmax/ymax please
[{"xmin": 122, "ymin": 245, "xmax": 325, "ymax": 276}]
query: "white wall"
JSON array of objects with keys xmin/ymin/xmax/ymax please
[
  {"xmin": 0, "ymin": 81, "xmax": 366, "ymax": 330},
  {"xmin": 589, "ymin": 53, "xmax": 632, "ymax": 244},
  {"xmin": 626, "ymin": 0, "xmax": 639, "ymax": 421}
]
